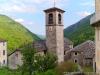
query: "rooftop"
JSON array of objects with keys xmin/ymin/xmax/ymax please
[
  {"xmin": 71, "ymin": 40, "xmax": 95, "ymax": 58},
  {"xmin": 44, "ymin": 7, "xmax": 65, "ymax": 13}
]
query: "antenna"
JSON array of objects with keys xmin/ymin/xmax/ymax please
[{"xmin": 54, "ymin": 0, "xmax": 56, "ymax": 7}]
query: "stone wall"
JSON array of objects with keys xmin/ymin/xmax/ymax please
[
  {"xmin": 46, "ymin": 25, "xmax": 64, "ymax": 63},
  {"xmin": 8, "ymin": 51, "xmax": 23, "ymax": 69}
]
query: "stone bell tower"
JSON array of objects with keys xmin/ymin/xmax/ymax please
[
  {"xmin": 90, "ymin": 0, "xmax": 100, "ymax": 73},
  {"xmin": 44, "ymin": 7, "xmax": 65, "ymax": 63}
]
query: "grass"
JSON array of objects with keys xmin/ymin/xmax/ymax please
[{"xmin": 0, "ymin": 68, "xmax": 21, "ymax": 75}]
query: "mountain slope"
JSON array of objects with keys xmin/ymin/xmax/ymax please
[
  {"xmin": 64, "ymin": 14, "xmax": 95, "ymax": 46},
  {"xmin": 0, "ymin": 15, "xmax": 40, "ymax": 53}
]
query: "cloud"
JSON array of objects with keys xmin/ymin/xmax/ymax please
[
  {"xmin": 77, "ymin": 11, "xmax": 91, "ymax": 17},
  {"xmin": 15, "ymin": 18, "xmax": 34, "ymax": 25},
  {"xmin": 15, "ymin": 18, "xmax": 24, "ymax": 23},
  {"xmin": 0, "ymin": 0, "xmax": 36, "ymax": 14},
  {"xmin": 0, "ymin": 0, "xmax": 69, "ymax": 14},
  {"xmin": 80, "ymin": 1, "xmax": 95, "ymax": 7}
]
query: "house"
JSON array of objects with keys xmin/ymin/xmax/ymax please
[
  {"xmin": 8, "ymin": 49, "xmax": 23, "ymax": 69},
  {"xmin": 0, "ymin": 40, "xmax": 7, "ymax": 67},
  {"xmin": 70, "ymin": 40, "xmax": 95, "ymax": 66},
  {"xmin": 8, "ymin": 38, "xmax": 73, "ymax": 69}
]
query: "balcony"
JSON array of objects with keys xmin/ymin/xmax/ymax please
[{"xmin": 90, "ymin": 14, "xmax": 100, "ymax": 25}]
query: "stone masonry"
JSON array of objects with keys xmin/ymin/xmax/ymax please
[{"xmin": 44, "ymin": 7, "xmax": 65, "ymax": 63}]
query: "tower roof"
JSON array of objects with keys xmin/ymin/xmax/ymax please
[{"xmin": 44, "ymin": 7, "xmax": 65, "ymax": 13}]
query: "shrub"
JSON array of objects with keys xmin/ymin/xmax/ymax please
[
  {"xmin": 55, "ymin": 61, "xmax": 78, "ymax": 75},
  {"xmin": 35, "ymin": 70, "xmax": 57, "ymax": 75},
  {"xmin": 83, "ymin": 66, "xmax": 93, "ymax": 72}
]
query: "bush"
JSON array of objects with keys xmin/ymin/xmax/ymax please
[
  {"xmin": 35, "ymin": 70, "xmax": 57, "ymax": 75},
  {"xmin": 55, "ymin": 61, "xmax": 78, "ymax": 75},
  {"xmin": 83, "ymin": 66, "xmax": 93, "ymax": 72}
]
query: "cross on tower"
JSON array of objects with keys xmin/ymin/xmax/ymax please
[{"xmin": 54, "ymin": 0, "xmax": 56, "ymax": 7}]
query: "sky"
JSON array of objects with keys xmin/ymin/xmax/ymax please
[{"xmin": 0, "ymin": 0, "xmax": 95, "ymax": 35}]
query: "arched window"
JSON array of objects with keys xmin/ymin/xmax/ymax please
[
  {"xmin": 58, "ymin": 14, "xmax": 61, "ymax": 24},
  {"xmin": 48, "ymin": 13, "xmax": 53, "ymax": 24}
]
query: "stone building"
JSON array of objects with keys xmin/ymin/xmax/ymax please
[
  {"xmin": 0, "ymin": 40, "xmax": 7, "ymax": 67},
  {"xmin": 44, "ymin": 7, "xmax": 65, "ymax": 63},
  {"xmin": 70, "ymin": 40, "xmax": 95, "ymax": 66},
  {"xmin": 8, "ymin": 38, "xmax": 73, "ymax": 69},
  {"xmin": 8, "ymin": 49, "xmax": 23, "ymax": 69},
  {"xmin": 90, "ymin": 0, "xmax": 100, "ymax": 73}
]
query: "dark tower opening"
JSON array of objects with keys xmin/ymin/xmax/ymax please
[
  {"xmin": 48, "ymin": 13, "xmax": 53, "ymax": 24},
  {"xmin": 58, "ymin": 14, "xmax": 61, "ymax": 24}
]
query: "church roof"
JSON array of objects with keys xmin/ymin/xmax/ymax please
[
  {"xmin": 33, "ymin": 40, "xmax": 47, "ymax": 52},
  {"xmin": 8, "ymin": 38, "xmax": 73, "ymax": 56},
  {"xmin": 44, "ymin": 7, "xmax": 65, "ymax": 13},
  {"xmin": 33, "ymin": 38, "xmax": 73, "ymax": 52},
  {"xmin": 71, "ymin": 40, "xmax": 95, "ymax": 58}
]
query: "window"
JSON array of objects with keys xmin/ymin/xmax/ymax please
[
  {"xmin": 74, "ymin": 59, "xmax": 78, "ymax": 63},
  {"xmin": 48, "ymin": 13, "xmax": 53, "ymax": 24},
  {"xmin": 15, "ymin": 53, "xmax": 18, "ymax": 58},
  {"xmin": 58, "ymin": 14, "xmax": 61, "ymax": 24},
  {"xmin": 3, "ymin": 42, "xmax": 5, "ymax": 46},
  {"xmin": 75, "ymin": 52, "xmax": 78, "ymax": 55},
  {"xmin": 3, "ymin": 60, "xmax": 5, "ymax": 64},
  {"xmin": 3, "ymin": 50, "xmax": 5, "ymax": 55},
  {"xmin": 49, "ymin": 27, "xmax": 53, "ymax": 31}
]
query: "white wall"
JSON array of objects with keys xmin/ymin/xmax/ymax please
[{"xmin": 0, "ymin": 42, "xmax": 7, "ymax": 67}]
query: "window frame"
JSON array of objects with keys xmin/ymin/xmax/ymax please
[{"xmin": 48, "ymin": 13, "xmax": 53, "ymax": 24}]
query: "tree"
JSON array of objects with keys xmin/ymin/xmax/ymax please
[
  {"xmin": 21, "ymin": 43, "xmax": 57, "ymax": 75},
  {"xmin": 21, "ymin": 43, "xmax": 36, "ymax": 75},
  {"xmin": 35, "ymin": 53, "xmax": 57, "ymax": 72}
]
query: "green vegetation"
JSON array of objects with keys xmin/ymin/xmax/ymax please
[
  {"xmin": 64, "ymin": 14, "xmax": 95, "ymax": 46},
  {"xmin": 0, "ymin": 61, "xmax": 79, "ymax": 75},
  {"xmin": 0, "ymin": 68, "xmax": 21, "ymax": 75},
  {"xmin": 55, "ymin": 61, "xmax": 79, "ymax": 75},
  {"xmin": 0, "ymin": 15, "xmax": 40, "ymax": 53},
  {"xmin": 21, "ymin": 44, "xmax": 57, "ymax": 75},
  {"xmin": 83, "ymin": 66, "xmax": 93, "ymax": 72}
]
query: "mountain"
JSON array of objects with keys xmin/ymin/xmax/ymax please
[
  {"xmin": 0, "ymin": 15, "xmax": 40, "ymax": 53},
  {"xmin": 64, "ymin": 14, "xmax": 95, "ymax": 46},
  {"xmin": 37, "ymin": 35, "xmax": 45, "ymax": 40}
]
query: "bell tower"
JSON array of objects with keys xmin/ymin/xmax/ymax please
[{"xmin": 44, "ymin": 7, "xmax": 65, "ymax": 63}]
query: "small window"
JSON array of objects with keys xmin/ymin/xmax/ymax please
[
  {"xmin": 49, "ymin": 27, "xmax": 53, "ymax": 31},
  {"xmin": 48, "ymin": 13, "xmax": 53, "ymax": 24},
  {"xmin": 74, "ymin": 59, "xmax": 78, "ymax": 63},
  {"xmin": 3, "ymin": 50, "xmax": 5, "ymax": 55},
  {"xmin": 15, "ymin": 53, "xmax": 18, "ymax": 57},
  {"xmin": 75, "ymin": 52, "xmax": 78, "ymax": 55},
  {"xmin": 58, "ymin": 14, "xmax": 61, "ymax": 24},
  {"xmin": 3, "ymin": 60, "xmax": 5, "ymax": 64},
  {"xmin": 3, "ymin": 42, "xmax": 5, "ymax": 46}
]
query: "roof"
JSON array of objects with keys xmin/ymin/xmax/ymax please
[
  {"xmin": 64, "ymin": 38, "xmax": 73, "ymax": 45},
  {"xmin": 64, "ymin": 38, "xmax": 73, "ymax": 52},
  {"xmin": 8, "ymin": 49, "xmax": 20, "ymax": 56},
  {"xmin": 44, "ymin": 7, "xmax": 65, "ymax": 13},
  {"xmin": 71, "ymin": 40, "xmax": 95, "ymax": 58},
  {"xmin": 0, "ymin": 39, "xmax": 6, "ymax": 42},
  {"xmin": 33, "ymin": 40, "xmax": 47, "ymax": 52},
  {"xmin": 8, "ymin": 38, "xmax": 73, "ymax": 56}
]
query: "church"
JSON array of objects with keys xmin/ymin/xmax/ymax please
[
  {"xmin": 7, "ymin": 6, "xmax": 74, "ymax": 69},
  {"xmin": 7, "ymin": 6, "xmax": 95, "ymax": 69}
]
